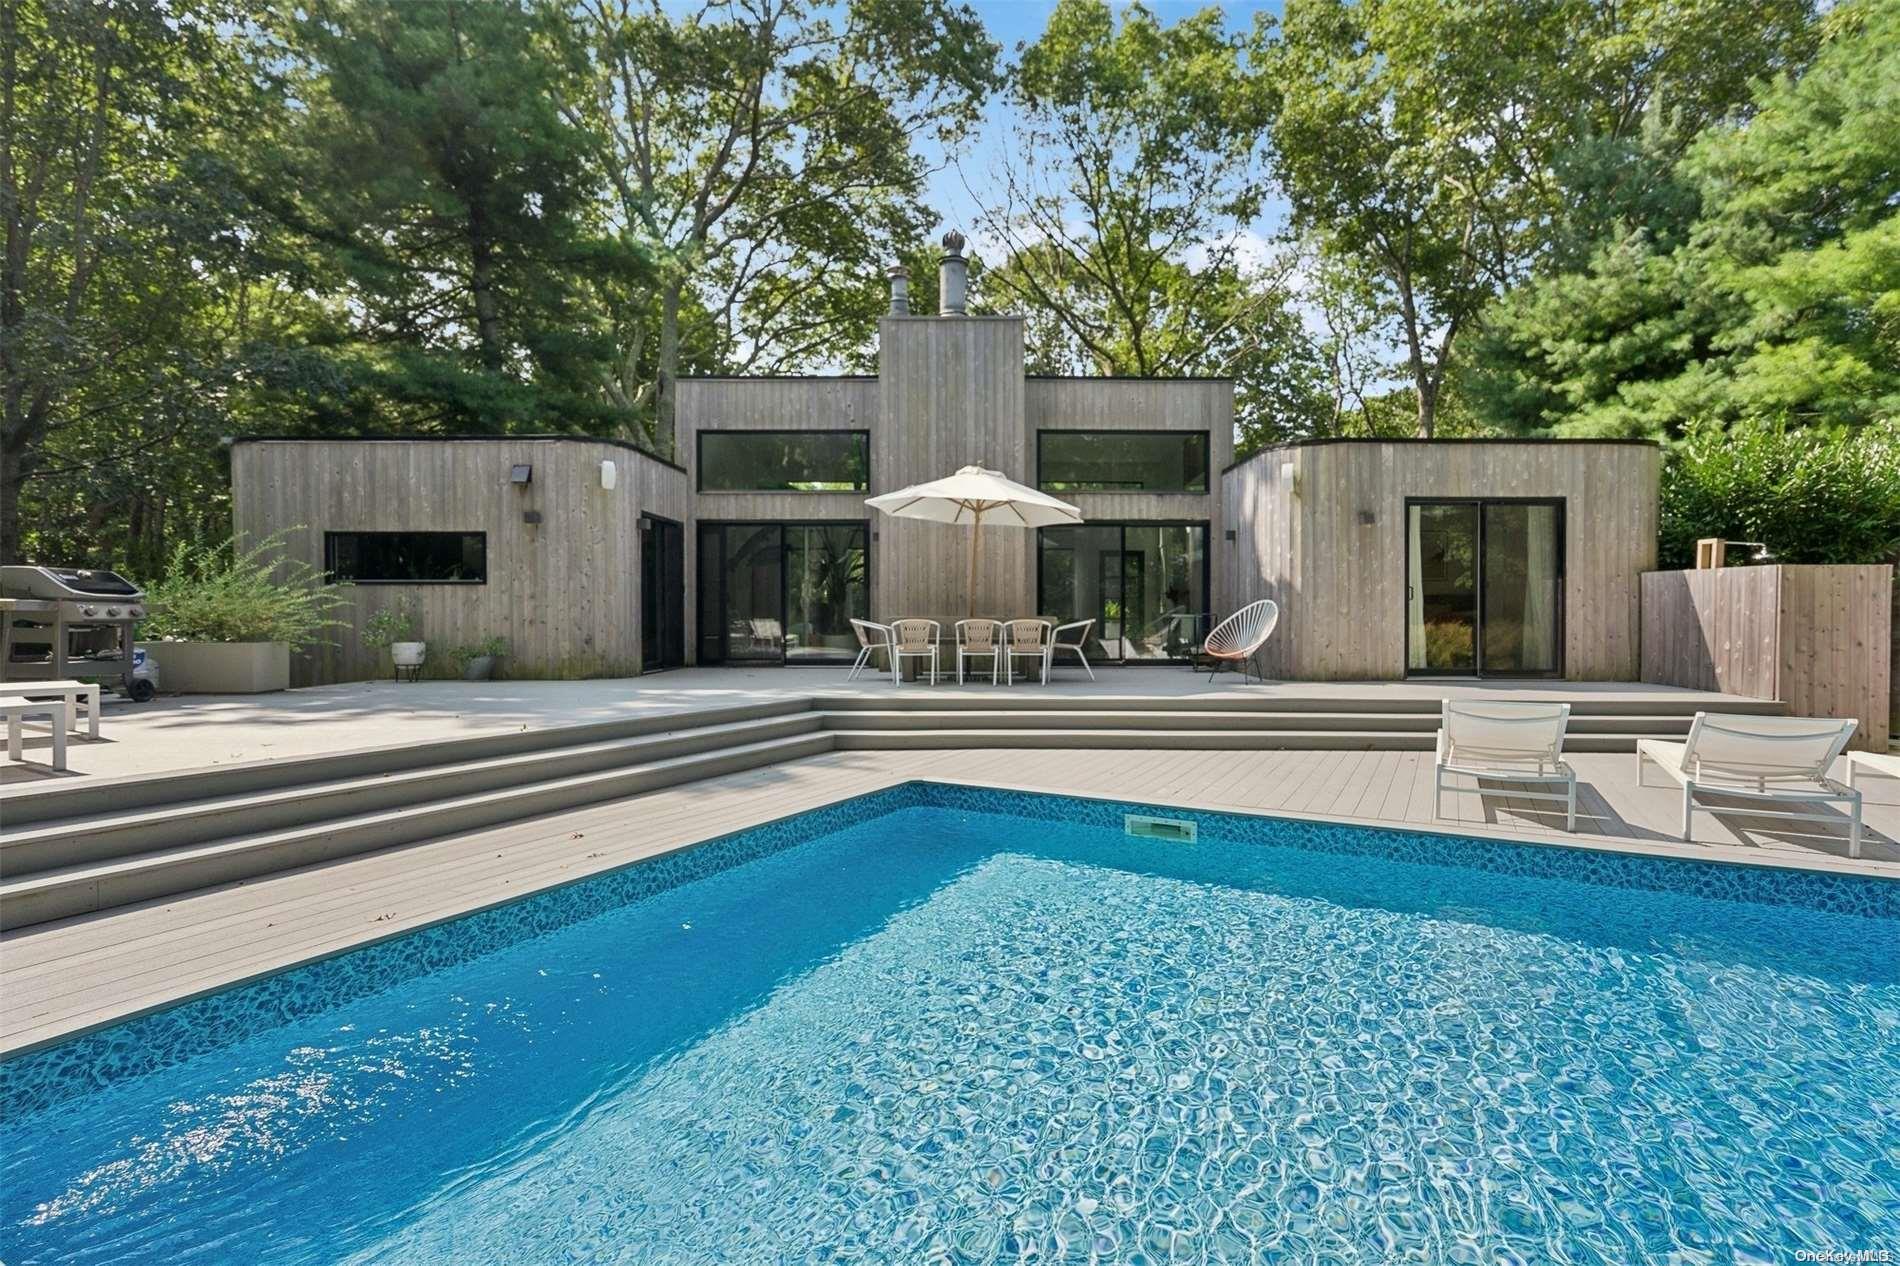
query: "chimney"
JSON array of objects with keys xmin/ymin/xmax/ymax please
[
  {"xmin": 938, "ymin": 230, "xmax": 967, "ymax": 316},
  {"xmin": 885, "ymin": 263, "xmax": 910, "ymax": 315}
]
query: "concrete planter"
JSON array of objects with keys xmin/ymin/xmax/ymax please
[
  {"xmin": 135, "ymin": 641, "xmax": 291, "ymax": 694},
  {"xmin": 390, "ymin": 641, "xmax": 427, "ymax": 669}
]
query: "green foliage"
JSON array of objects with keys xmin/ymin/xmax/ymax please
[
  {"xmin": 446, "ymin": 636, "xmax": 510, "ymax": 667},
  {"xmin": 256, "ymin": 0, "xmax": 648, "ymax": 437},
  {"xmin": 1658, "ymin": 421, "xmax": 1900, "ymax": 568},
  {"xmin": 981, "ymin": 0, "xmax": 1326, "ymax": 445},
  {"xmin": 362, "ymin": 601, "xmax": 420, "ymax": 650},
  {"xmin": 140, "ymin": 534, "xmax": 351, "ymax": 650},
  {"xmin": 1469, "ymin": 0, "xmax": 1895, "ymax": 439}
]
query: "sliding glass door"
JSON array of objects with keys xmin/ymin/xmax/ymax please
[
  {"xmin": 1406, "ymin": 500, "xmax": 1562, "ymax": 677},
  {"xmin": 698, "ymin": 522, "xmax": 869, "ymax": 665},
  {"xmin": 1038, "ymin": 523, "xmax": 1208, "ymax": 663}
]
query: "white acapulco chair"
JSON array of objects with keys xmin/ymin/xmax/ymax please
[
  {"xmin": 846, "ymin": 618, "xmax": 897, "ymax": 684},
  {"xmin": 1638, "ymin": 712, "xmax": 1862, "ymax": 854},
  {"xmin": 1201, "ymin": 599, "xmax": 1279, "ymax": 683},
  {"xmin": 891, "ymin": 619, "xmax": 942, "ymax": 685},
  {"xmin": 1435, "ymin": 700, "xmax": 1577, "ymax": 831},
  {"xmin": 1048, "ymin": 618, "xmax": 1096, "ymax": 681},
  {"xmin": 954, "ymin": 619, "xmax": 1004, "ymax": 685},
  {"xmin": 1003, "ymin": 619, "xmax": 1053, "ymax": 685}
]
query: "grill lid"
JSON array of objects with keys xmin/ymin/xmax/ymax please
[{"xmin": 1, "ymin": 565, "xmax": 143, "ymax": 599}]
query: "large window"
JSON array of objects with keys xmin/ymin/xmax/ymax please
[
  {"xmin": 1037, "ymin": 431, "xmax": 1209, "ymax": 493},
  {"xmin": 697, "ymin": 522, "xmax": 869, "ymax": 664},
  {"xmin": 698, "ymin": 430, "xmax": 870, "ymax": 493},
  {"xmin": 325, "ymin": 531, "xmax": 486, "ymax": 583},
  {"xmin": 1038, "ymin": 523, "xmax": 1208, "ymax": 662}
]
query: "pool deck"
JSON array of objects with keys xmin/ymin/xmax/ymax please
[
  {"xmin": 3, "ymin": 740, "xmax": 1895, "ymax": 1060},
  {"xmin": 0, "ymin": 667, "xmax": 1786, "ymax": 781}
]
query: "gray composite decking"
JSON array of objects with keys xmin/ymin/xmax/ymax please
[{"xmin": 3, "ymin": 744, "xmax": 1893, "ymax": 1059}]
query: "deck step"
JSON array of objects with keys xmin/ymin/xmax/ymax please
[
  {"xmin": 818, "ymin": 709, "xmax": 1704, "ymax": 736},
  {"xmin": 811, "ymin": 692, "xmax": 1786, "ymax": 717},
  {"xmin": 0, "ymin": 712, "xmax": 824, "ymax": 877},
  {"xmin": 0, "ymin": 697, "xmax": 817, "ymax": 827},
  {"xmin": 0, "ymin": 731, "xmax": 832, "ymax": 931},
  {"xmin": 828, "ymin": 727, "xmax": 1659, "ymax": 753}
]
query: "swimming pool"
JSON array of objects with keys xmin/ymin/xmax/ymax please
[{"xmin": 3, "ymin": 783, "xmax": 1896, "ymax": 1264}]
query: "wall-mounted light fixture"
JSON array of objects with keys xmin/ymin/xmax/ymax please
[
  {"xmin": 523, "ymin": 509, "xmax": 543, "ymax": 525},
  {"xmin": 1224, "ymin": 529, "xmax": 1237, "ymax": 542},
  {"xmin": 600, "ymin": 460, "xmax": 618, "ymax": 491},
  {"xmin": 510, "ymin": 464, "xmax": 533, "ymax": 485},
  {"xmin": 1357, "ymin": 510, "xmax": 1376, "ymax": 526}
]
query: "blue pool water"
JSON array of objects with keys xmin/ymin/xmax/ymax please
[{"xmin": 3, "ymin": 785, "xmax": 1898, "ymax": 1264}]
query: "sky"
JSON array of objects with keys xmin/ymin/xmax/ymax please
[{"xmin": 920, "ymin": 0, "xmax": 1291, "ymax": 268}]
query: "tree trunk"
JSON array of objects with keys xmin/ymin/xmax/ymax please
[
  {"xmin": 1415, "ymin": 375, "xmax": 1437, "ymax": 438},
  {"xmin": 468, "ymin": 204, "xmax": 504, "ymax": 376},
  {"xmin": 654, "ymin": 277, "xmax": 682, "ymax": 456},
  {"xmin": 0, "ymin": 439, "xmax": 25, "ymax": 565}
]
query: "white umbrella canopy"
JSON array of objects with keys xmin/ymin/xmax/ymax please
[{"xmin": 865, "ymin": 465, "xmax": 1083, "ymax": 618}]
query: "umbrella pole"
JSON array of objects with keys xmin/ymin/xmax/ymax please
[{"xmin": 967, "ymin": 506, "xmax": 982, "ymax": 620}]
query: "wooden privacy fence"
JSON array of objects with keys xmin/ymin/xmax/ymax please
[{"xmin": 1640, "ymin": 564, "xmax": 1893, "ymax": 751}]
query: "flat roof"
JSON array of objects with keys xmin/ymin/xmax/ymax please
[
  {"xmin": 230, "ymin": 434, "xmax": 688, "ymax": 475},
  {"xmin": 1220, "ymin": 435, "xmax": 1661, "ymax": 475}
]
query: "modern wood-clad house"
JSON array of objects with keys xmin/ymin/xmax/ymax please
[{"xmin": 233, "ymin": 236, "xmax": 1664, "ymax": 684}]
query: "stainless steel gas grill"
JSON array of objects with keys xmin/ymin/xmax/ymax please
[{"xmin": 0, "ymin": 566, "xmax": 149, "ymax": 697}]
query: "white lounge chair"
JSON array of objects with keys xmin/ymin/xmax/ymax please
[
  {"xmin": 1203, "ymin": 599, "xmax": 1279, "ymax": 682},
  {"xmin": 1846, "ymin": 749, "xmax": 1899, "ymax": 791},
  {"xmin": 0, "ymin": 679, "xmax": 101, "ymax": 739},
  {"xmin": 846, "ymin": 618, "xmax": 897, "ymax": 684},
  {"xmin": 1637, "ymin": 713, "xmax": 1862, "ymax": 855},
  {"xmin": 891, "ymin": 619, "xmax": 941, "ymax": 684},
  {"xmin": 1003, "ymin": 619, "xmax": 1052, "ymax": 685},
  {"xmin": 4, "ymin": 697, "xmax": 69, "ymax": 771},
  {"xmin": 1048, "ymin": 618, "xmax": 1096, "ymax": 680},
  {"xmin": 954, "ymin": 619, "xmax": 1003, "ymax": 685},
  {"xmin": 1435, "ymin": 700, "xmax": 1576, "ymax": 831}
]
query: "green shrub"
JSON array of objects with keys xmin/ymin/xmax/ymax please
[
  {"xmin": 141, "ymin": 532, "xmax": 351, "ymax": 650},
  {"xmin": 446, "ymin": 636, "xmax": 509, "ymax": 668},
  {"xmin": 1658, "ymin": 420, "xmax": 1900, "ymax": 569},
  {"xmin": 363, "ymin": 600, "xmax": 421, "ymax": 649}
]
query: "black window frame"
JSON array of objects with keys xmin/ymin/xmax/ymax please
[
  {"xmin": 696, "ymin": 519, "xmax": 874, "ymax": 666},
  {"xmin": 1402, "ymin": 496, "xmax": 1566, "ymax": 680},
  {"xmin": 1034, "ymin": 519, "xmax": 1213, "ymax": 664},
  {"xmin": 1036, "ymin": 429, "xmax": 1212, "ymax": 494},
  {"xmin": 696, "ymin": 429, "xmax": 872, "ymax": 494},
  {"xmin": 323, "ymin": 530, "xmax": 488, "ymax": 585}
]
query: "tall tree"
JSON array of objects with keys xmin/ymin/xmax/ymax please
[
  {"xmin": 1467, "ymin": 0, "xmax": 1896, "ymax": 437},
  {"xmin": 565, "ymin": 0, "xmax": 999, "ymax": 451},
  {"xmin": 1265, "ymin": 0, "xmax": 1817, "ymax": 436},
  {"xmin": 0, "ymin": 0, "xmax": 274, "ymax": 566},
  {"xmin": 259, "ymin": 0, "xmax": 644, "ymax": 436},
  {"xmin": 974, "ymin": 0, "xmax": 1325, "ymax": 445}
]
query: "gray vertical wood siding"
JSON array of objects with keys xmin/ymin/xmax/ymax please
[
  {"xmin": 1221, "ymin": 441, "xmax": 1660, "ymax": 681},
  {"xmin": 231, "ymin": 439, "xmax": 688, "ymax": 685}
]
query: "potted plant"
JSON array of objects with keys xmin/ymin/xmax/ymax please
[
  {"xmin": 447, "ymin": 635, "xmax": 509, "ymax": 681},
  {"xmin": 135, "ymin": 532, "xmax": 349, "ymax": 693},
  {"xmin": 364, "ymin": 600, "xmax": 425, "ymax": 679}
]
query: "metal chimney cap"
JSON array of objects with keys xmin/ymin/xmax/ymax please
[
  {"xmin": 885, "ymin": 262, "xmax": 910, "ymax": 278},
  {"xmin": 941, "ymin": 229, "xmax": 966, "ymax": 256}
]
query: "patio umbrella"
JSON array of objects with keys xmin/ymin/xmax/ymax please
[{"xmin": 866, "ymin": 465, "xmax": 1083, "ymax": 618}]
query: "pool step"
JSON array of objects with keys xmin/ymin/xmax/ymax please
[{"xmin": 0, "ymin": 730, "xmax": 832, "ymax": 931}]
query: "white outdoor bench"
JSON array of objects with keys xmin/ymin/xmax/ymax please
[
  {"xmin": 0, "ymin": 679, "xmax": 102, "ymax": 739},
  {"xmin": 3, "ymin": 697, "xmax": 69, "ymax": 771}
]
